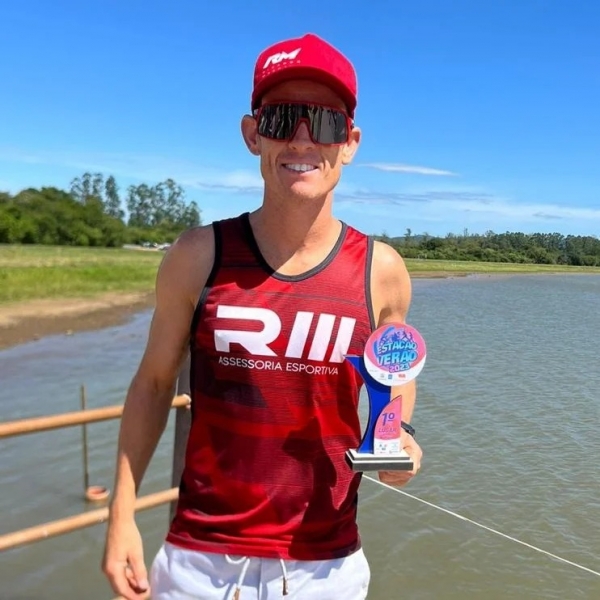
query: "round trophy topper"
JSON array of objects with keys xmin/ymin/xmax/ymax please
[{"xmin": 363, "ymin": 323, "xmax": 426, "ymax": 386}]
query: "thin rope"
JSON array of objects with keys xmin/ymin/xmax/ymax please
[{"xmin": 363, "ymin": 475, "xmax": 600, "ymax": 578}]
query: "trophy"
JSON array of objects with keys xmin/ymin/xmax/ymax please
[{"xmin": 345, "ymin": 322, "xmax": 427, "ymax": 472}]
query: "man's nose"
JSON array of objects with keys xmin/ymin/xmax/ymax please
[{"xmin": 288, "ymin": 121, "xmax": 315, "ymax": 149}]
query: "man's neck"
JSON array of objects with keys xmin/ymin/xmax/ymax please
[{"xmin": 248, "ymin": 194, "xmax": 342, "ymax": 274}]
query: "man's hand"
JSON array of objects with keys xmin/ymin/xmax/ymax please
[
  {"xmin": 102, "ymin": 518, "xmax": 150, "ymax": 600},
  {"xmin": 378, "ymin": 431, "xmax": 422, "ymax": 487}
]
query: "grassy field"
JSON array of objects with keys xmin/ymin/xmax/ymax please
[
  {"xmin": 1, "ymin": 245, "xmax": 599, "ymax": 304},
  {"xmin": 403, "ymin": 258, "xmax": 600, "ymax": 275},
  {"xmin": 0, "ymin": 245, "xmax": 164, "ymax": 304}
]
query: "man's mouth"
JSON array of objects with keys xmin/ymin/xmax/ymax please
[{"xmin": 282, "ymin": 163, "xmax": 318, "ymax": 173}]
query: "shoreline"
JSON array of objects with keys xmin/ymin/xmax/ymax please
[
  {"xmin": 0, "ymin": 292, "xmax": 156, "ymax": 351},
  {"xmin": 1, "ymin": 269, "xmax": 597, "ymax": 351}
]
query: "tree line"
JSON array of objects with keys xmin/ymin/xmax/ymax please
[
  {"xmin": 1, "ymin": 173, "xmax": 598, "ymax": 266},
  {"xmin": 377, "ymin": 228, "xmax": 600, "ymax": 266},
  {"xmin": 0, "ymin": 172, "xmax": 201, "ymax": 247}
]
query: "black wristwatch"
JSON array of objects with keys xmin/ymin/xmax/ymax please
[{"xmin": 401, "ymin": 421, "xmax": 416, "ymax": 437}]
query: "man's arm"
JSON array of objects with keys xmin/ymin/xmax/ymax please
[
  {"xmin": 370, "ymin": 240, "xmax": 422, "ymax": 485},
  {"xmin": 103, "ymin": 225, "xmax": 214, "ymax": 599}
]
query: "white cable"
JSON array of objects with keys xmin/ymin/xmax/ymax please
[{"xmin": 363, "ymin": 475, "xmax": 600, "ymax": 578}]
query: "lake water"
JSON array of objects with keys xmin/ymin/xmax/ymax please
[{"xmin": 1, "ymin": 274, "xmax": 599, "ymax": 599}]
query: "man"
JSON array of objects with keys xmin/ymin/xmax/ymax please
[{"xmin": 102, "ymin": 33, "xmax": 423, "ymax": 600}]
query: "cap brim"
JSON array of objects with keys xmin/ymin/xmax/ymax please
[{"xmin": 252, "ymin": 66, "xmax": 356, "ymax": 117}]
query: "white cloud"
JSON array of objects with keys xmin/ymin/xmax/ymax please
[
  {"xmin": 186, "ymin": 172, "xmax": 600, "ymax": 226},
  {"xmin": 359, "ymin": 163, "xmax": 458, "ymax": 176},
  {"xmin": 0, "ymin": 147, "xmax": 264, "ymax": 194},
  {"xmin": 3, "ymin": 146, "xmax": 599, "ymax": 232},
  {"xmin": 194, "ymin": 170, "xmax": 263, "ymax": 194},
  {"xmin": 337, "ymin": 187, "xmax": 600, "ymax": 224}
]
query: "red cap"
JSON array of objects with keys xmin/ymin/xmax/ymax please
[{"xmin": 251, "ymin": 33, "xmax": 358, "ymax": 118}]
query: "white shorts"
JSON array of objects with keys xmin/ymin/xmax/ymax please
[{"xmin": 150, "ymin": 541, "xmax": 371, "ymax": 600}]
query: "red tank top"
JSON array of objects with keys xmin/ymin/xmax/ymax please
[{"xmin": 167, "ymin": 213, "xmax": 375, "ymax": 560}]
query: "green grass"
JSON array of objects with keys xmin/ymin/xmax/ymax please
[
  {"xmin": 404, "ymin": 258, "xmax": 600, "ymax": 275},
  {"xmin": 1, "ymin": 245, "xmax": 599, "ymax": 305},
  {"xmin": 0, "ymin": 245, "xmax": 163, "ymax": 304}
]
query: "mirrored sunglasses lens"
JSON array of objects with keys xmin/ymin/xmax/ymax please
[
  {"xmin": 310, "ymin": 107, "xmax": 348, "ymax": 144},
  {"xmin": 258, "ymin": 104, "xmax": 348, "ymax": 144},
  {"xmin": 258, "ymin": 105, "xmax": 299, "ymax": 140}
]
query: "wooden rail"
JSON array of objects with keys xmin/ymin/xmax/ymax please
[
  {"xmin": 0, "ymin": 359, "xmax": 193, "ymax": 599},
  {"xmin": 0, "ymin": 394, "xmax": 190, "ymax": 439},
  {"xmin": 0, "ymin": 488, "xmax": 179, "ymax": 552},
  {"xmin": 0, "ymin": 388, "xmax": 191, "ymax": 554}
]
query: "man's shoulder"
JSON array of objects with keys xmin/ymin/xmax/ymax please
[
  {"xmin": 372, "ymin": 239, "xmax": 407, "ymax": 268},
  {"xmin": 153, "ymin": 225, "xmax": 216, "ymax": 305},
  {"xmin": 161, "ymin": 224, "xmax": 215, "ymax": 280},
  {"xmin": 340, "ymin": 226, "xmax": 408, "ymax": 278},
  {"xmin": 172, "ymin": 223, "xmax": 215, "ymax": 254},
  {"xmin": 371, "ymin": 240, "xmax": 410, "ymax": 287},
  {"xmin": 369, "ymin": 241, "xmax": 412, "ymax": 323}
]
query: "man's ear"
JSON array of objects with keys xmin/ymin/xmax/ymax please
[
  {"xmin": 241, "ymin": 115, "xmax": 261, "ymax": 156},
  {"xmin": 341, "ymin": 126, "xmax": 361, "ymax": 165}
]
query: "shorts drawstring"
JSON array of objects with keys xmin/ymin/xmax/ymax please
[
  {"xmin": 279, "ymin": 558, "xmax": 289, "ymax": 595},
  {"xmin": 226, "ymin": 555, "xmax": 289, "ymax": 598}
]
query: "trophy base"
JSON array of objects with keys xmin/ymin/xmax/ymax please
[{"xmin": 345, "ymin": 449, "xmax": 414, "ymax": 472}]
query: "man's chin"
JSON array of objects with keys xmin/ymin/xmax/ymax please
[{"xmin": 282, "ymin": 182, "xmax": 332, "ymax": 203}]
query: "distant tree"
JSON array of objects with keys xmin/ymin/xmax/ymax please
[
  {"xmin": 380, "ymin": 225, "xmax": 600, "ymax": 266},
  {"xmin": 18, "ymin": 170, "xmax": 600, "ymax": 264},
  {"xmin": 70, "ymin": 171, "xmax": 99, "ymax": 204},
  {"xmin": 126, "ymin": 178, "xmax": 201, "ymax": 231},
  {"xmin": 378, "ymin": 230, "xmax": 391, "ymax": 244},
  {"xmin": 104, "ymin": 175, "xmax": 123, "ymax": 220},
  {"xmin": 180, "ymin": 200, "xmax": 201, "ymax": 228},
  {"xmin": 126, "ymin": 183, "xmax": 153, "ymax": 228},
  {"xmin": 91, "ymin": 173, "xmax": 104, "ymax": 201}
]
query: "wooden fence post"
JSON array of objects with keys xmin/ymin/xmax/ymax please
[{"xmin": 170, "ymin": 355, "xmax": 192, "ymax": 521}]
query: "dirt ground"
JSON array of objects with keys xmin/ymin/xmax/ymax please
[
  {"xmin": 0, "ymin": 292, "xmax": 156, "ymax": 351},
  {"xmin": 0, "ymin": 271, "xmax": 463, "ymax": 352}
]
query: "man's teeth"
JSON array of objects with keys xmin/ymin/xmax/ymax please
[{"xmin": 284, "ymin": 164, "xmax": 316, "ymax": 172}]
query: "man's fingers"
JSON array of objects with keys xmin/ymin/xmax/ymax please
[
  {"xmin": 104, "ymin": 558, "xmax": 149, "ymax": 600},
  {"xmin": 128, "ymin": 554, "xmax": 150, "ymax": 592},
  {"xmin": 107, "ymin": 567, "xmax": 138, "ymax": 600},
  {"xmin": 379, "ymin": 470, "xmax": 413, "ymax": 486},
  {"xmin": 376, "ymin": 435, "xmax": 423, "ymax": 486},
  {"xmin": 101, "ymin": 521, "xmax": 148, "ymax": 599},
  {"xmin": 402, "ymin": 434, "xmax": 423, "ymax": 474},
  {"xmin": 410, "ymin": 452, "xmax": 421, "ymax": 474}
]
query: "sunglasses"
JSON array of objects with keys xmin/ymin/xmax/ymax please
[{"xmin": 254, "ymin": 102, "xmax": 352, "ymax": 145}]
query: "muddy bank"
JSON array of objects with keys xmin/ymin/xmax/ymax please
[
  {"xmin": 0, "ymin": 292, "xmax": 156, "ymax": 351},
  {"xmin": 0, "ymin": 272, "xmax": 468, "ymax": 351}
]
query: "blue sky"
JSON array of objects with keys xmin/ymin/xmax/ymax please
[{"xmin": 1, "ymin": 0, "xmax": 599, "ymax": 237}]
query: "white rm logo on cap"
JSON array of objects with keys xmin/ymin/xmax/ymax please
[{"xmin": 263, "ymin": 48, "xmax": 301, "ymax": 69}]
